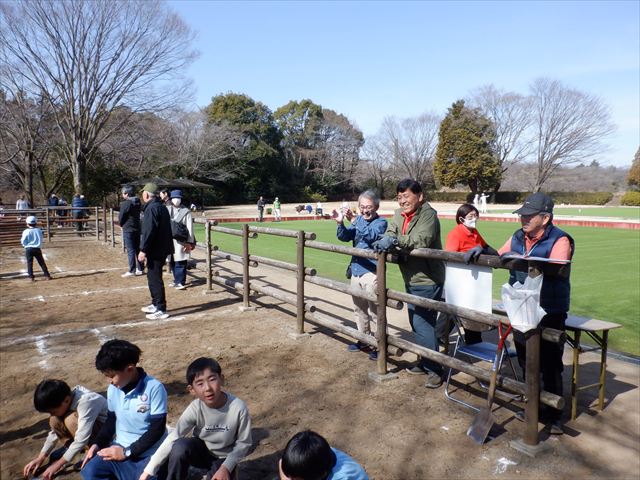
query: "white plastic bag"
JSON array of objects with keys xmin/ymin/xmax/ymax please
[{"xmin": 500, "ymin": 275, "xmax": 547, "ymax": 333}]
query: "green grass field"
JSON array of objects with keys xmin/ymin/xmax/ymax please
[
  {"xmin": 491, "ymin": 206, "xmax": 640, "ymax": 219},
  {"xmin": 194, "ymin": 219, "xmax": 640, "ymax": 355}
]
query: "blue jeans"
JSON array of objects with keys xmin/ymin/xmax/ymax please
[
  {"xmin": 123, "ymin": 231, "xmax": 143, "ymax": 273},
  {"xmin": 173, "ymin": 259, "xmax": 187, "ymax": 285},
  {"xmin": 81, "ymin": 453, "xmax": 155, "ymax": 480},
  {"xmin": 406, "ymin": 283, "xmax": 444, "ymax": 376}
]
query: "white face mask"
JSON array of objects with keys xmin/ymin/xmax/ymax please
[
  {"xmin": 462, "ymin": 218, "xmax": 477, "ymax": 229},
  {"xmin": 171, "ymin": 198, "xmax": 181, "ymax": 207}
]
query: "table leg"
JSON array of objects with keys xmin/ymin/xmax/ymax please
[
  {"xmin": 599, "ymin": 330, "xmax": 608, "ymax": 411},
  {"xmin": 571, "ymin": 330, "xmax": 581, "ymax": 421}
]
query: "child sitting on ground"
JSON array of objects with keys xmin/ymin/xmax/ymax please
[
  {"xmin": 23, "ymin": 380, "xmax": 108, "ymax": 480},
  {"xmin": 81, "ymin": 339, "xmax": 168, "ymax": 480},
  {"xmin": 140, "ymin": 357, "xmax": 252, "ymax": 480},
  {"xmin": 279, "ymin": 430, "xmax": 368, "ymax": 480},
  {"xmin": 21, "ymin": 215, "xmax": 52, "ymax": 281}
]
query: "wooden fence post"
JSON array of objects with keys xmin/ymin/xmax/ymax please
[
  {"xmin": 376, "ymin": 251, "xmax": 388, "ymax": 375},
  {"xmin": 242, "ymin": 224, "xmax": 250, "ymax": 308},
  {"xmin": 45, "ymin": 208, "xmax": 51, "ymax": 242},
  {"xmin": 206, "ymin": 220, "xmax": 212, "ymax": 291},
  {"xmin": 110, "ymin": 208, "xmax": 115, "ymax": 247},
  {"xmin": 296, "ymin": 230, "xmax": 305, "ymax": 334},
  {"xmin": 102, "ymin": 206, "xmax": 107, "ymax": 242},
  {"xmin": 94, "ymin": 207, "xmax": 99, "ymax": 241}
]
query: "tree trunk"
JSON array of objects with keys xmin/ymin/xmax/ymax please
[{"xmin": 71, "ymin": 148, "xmax": 88, "ymax": 195}]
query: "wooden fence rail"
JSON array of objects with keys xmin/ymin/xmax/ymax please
[{"xmin": 197, "ymin": 219, "xmax": 565, "ymax": 452}]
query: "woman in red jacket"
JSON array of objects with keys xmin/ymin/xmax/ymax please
[{"xmin": 445, "ymin": 203, "xmax": 497, "ymax": 344}]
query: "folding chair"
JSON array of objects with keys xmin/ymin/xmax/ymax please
[{"xmin": 444, "ymin": 315, "xmax": 520, "ymax": 411}]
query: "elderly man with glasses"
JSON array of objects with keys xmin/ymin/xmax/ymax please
[{"xmin": 334, "ymin": 190, "xmax": 388, "ymax": 361}]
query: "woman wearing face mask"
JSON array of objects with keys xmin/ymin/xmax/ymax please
[
  {"xmin": 444, "ymin": 203, "xmax": 498, "ymax": 344},
  {"xmin": 167, "ymin": 190, "xmax": 195, "ymax": 290}
]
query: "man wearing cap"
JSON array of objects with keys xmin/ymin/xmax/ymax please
[
  {"xmin": 119, "ymin": 186, "xmax": 144, "ymax": 277},
  {"xmin": 167, "ymin": 189, "xmax": 194, "ymax": 290},
  {"xmin": 497, "ymin": 192, "xmax": 575, "ymax": 434},
  {"xmin": 138, "ymin": 183, "xmax": 174, "ymax": 320}
]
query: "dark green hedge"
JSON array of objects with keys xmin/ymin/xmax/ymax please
[
  {"xmin": 621, "ymin": 191, "xmax": 640, "ymax": 206},
  {"xmin": 427, "ymin": 191, "xmax": 613, "ymax": 205}
]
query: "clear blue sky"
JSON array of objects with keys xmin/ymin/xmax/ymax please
[{"xmin": 169, "ymin": 0, "xmax": 639, "ymax": 167}]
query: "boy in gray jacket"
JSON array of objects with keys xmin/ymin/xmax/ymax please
[
  {"xmin": 140, "ymin": 357, "xmax": 252, "ymax": 480},
  {"xmin": 23, "ymin": 379, "xmax": 107, "ymax": 479}
]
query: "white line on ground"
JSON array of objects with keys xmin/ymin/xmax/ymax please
[
  {"xmin": 0, "ymin": 311, "xmax": 230, "ymax": 348},
  {"xmin": 2, "ymin": 266, "xmax": 123, "ymax": 279},
  {"xmin": 35, "ymin": 337, "xmax": 51, "ymax": 371},
  {"xmin": 21, "ymin": 286, "xmax": 147, "ymax": 301}
]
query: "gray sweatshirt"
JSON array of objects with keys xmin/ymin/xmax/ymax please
[
  {"xmin": 144, "ymin": 392, "xmax": 252, "ymax": 475},
  {"xmin": 40, "ymin": 385, "xmax": 108, "ymax": 462}
]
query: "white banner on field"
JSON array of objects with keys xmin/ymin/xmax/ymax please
[{"xmin": 444, "ymin": 263, "xmax": 493, "ymax": 313}]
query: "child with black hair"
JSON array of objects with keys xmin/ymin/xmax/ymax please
[
  {"xmin": 23, "ymin": 379, "xmax": 107, "ymax": 479},
  {"xmin": 140, "ymin": 357, "xmax": 252, "ymax": 480},
  {"xmin": 279, "ymin": 430, "xmax": 368, "ymax": 480},
  {"xmin": 80, "ymin": 339, "xmax": 168, "ymax": 480}
]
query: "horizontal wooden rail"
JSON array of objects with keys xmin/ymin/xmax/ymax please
[
  {"xmin": 250, "ymin": 254, "xmax": 316, "ymax": 275},
  {"xmin": 305, "ymin": 240, "xmax": 377, "ymax": 259},
  {"xmin": 211, "ymin": 226, "xmax": 257, "ymax": 238},
  {"xmin": 388, "ymin": 336, "xmax": 564, "ymax": 410},
  {"xmin": 212, "ymin": 249, "xmax": 258, "ymax": 267},
  {"xmin": 305, "ymin": 274, "xmax": 403, "ymax": 310},
  {"xmin": 249, "ymin": 225, "xmax": 316, "ymax": 240}
]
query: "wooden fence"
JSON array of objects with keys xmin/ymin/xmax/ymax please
[
  {"xmin": 0, "ymin": 206, "xmax": 120, "ymax": 248},
  {"xmin": 198, "ymin": 219, "xmax": 567, "ymax": 453}
]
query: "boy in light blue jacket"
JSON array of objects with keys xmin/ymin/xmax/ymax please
[{"xmin": 21, "ymin": 215, "xmax": 52, "ymax": 281}]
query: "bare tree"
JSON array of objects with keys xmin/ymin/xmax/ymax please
[
  {"xmin": 467, "ymin": 85, "xmax": 533, "ymax": 189},
  {"xmin": 378, "ymin": 113, "xmax": 440, "ymax": 188},
  {"xmin": 360, "ymin": 134, "xmax": 393, "ymax": 198},
  {"xmin": 168, "ymin": 110, "xmax": 248, "ymax": 182},
  {"xmin": 528, "ymin": 78, "xmax": 615, "ymax": 192},
  {"xmin": 0, "ymin": 0, "xmax": 197, "ymax": 193}
]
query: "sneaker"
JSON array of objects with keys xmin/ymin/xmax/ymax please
[
  {"xmin": 347, "ymin": 342, "xmax": 366, "ymax": 352},
  {"xmin": 146, "ymin": 310, "xmax": 169, "ymax": 320},
  {"xmin": 134, "ymin": 269, "xmax": 144, "ymax": 276},
  {"xmin": 425, "ymin": 371, "xmax": 443, "ymax": 389},
  {"xmin": 121, "ymin": 271, "xmax": 135, "ymax": 278},
  {"xmin": 547, "ymin": 420, "xmax": 564, "ymax": 435},
  {"xmin": 405, "ymin": 365, "xmax": 427, "ymax": 375},
  {"xmin": 368, "ymin": 350, "xmax": 378, "ymax": 361},
  {"xmin": 175, "ymin": 283, "xmax": 186, "ymax": 290},
  {"xmin": 141, "ymin": 304, "xmax": 157, "ymax": 314},
  {"xmin": 45, "ymin": 275, "xmax": 52, "ymax": 280},
  {"xmin": 168, "ymin": 282, "xmax": 175, "ymax": 287}
]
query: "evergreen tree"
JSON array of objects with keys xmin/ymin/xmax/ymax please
[{"xmin": 434, "ymin": 100, "xmax": 501, "ymax": 194}]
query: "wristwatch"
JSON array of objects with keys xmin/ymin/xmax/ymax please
[{"xmin": 124, "ymin": 447, "xmax": 132, "ymax": 459}]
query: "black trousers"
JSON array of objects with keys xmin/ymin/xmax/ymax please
[
  {"xmin": 147, "ymin": 257, "xmax": 167, "ymax": 312},
  {"xmin": 164, "ymin": 437, "xmax": 224, "ymax": 480},
  {"xmin": 25, "ymin": 248, "xmax": 50, "ymax": 278},
  {"xmin": 514, "ymin": 312, "xmax": 566, "ymax": 420}
]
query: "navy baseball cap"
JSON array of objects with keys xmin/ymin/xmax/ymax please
[{"xmin": 513, "ymin": 192, "xmax": 554, "ymax": 215}]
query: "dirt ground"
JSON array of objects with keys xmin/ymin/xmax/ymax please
[{"xmin": 1, "ymin": 232, "xmax": 639, "ymax": 480}]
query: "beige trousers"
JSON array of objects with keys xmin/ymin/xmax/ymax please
[{"xmin": 351, "ymin": 272, "xmax": 378, "ymax": 336}]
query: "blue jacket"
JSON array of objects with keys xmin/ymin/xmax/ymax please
[
  {"xmin": 72, "ymin": 196, "xmax": 88, "ymax": 216},
  {"xmin": 509, "ymin": 224, "xmax": 574, "ymax": 314},
  {"xmin": 21, "ymin": 227, "xmax": 44, "ymax": 249},
  {"xmin": 337, "ymin": 215, "xmax": 387, "ymax": 277}
]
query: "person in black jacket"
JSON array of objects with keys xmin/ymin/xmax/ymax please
[
  {"xmin": 119, "ymin": 186, "xmax": 144, "ymax": 277},
  {"xmin": 138, "ymin": 183, "xmax": 174, "ymax": 320}
]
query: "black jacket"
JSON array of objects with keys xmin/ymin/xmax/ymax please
[
  {"xmin": 118, "ymin": 197, "xmax": 141, "ymax": 233},
  {"xmin": 140, "ymin": 197, "xmax": 174, "ymax": 259}
]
